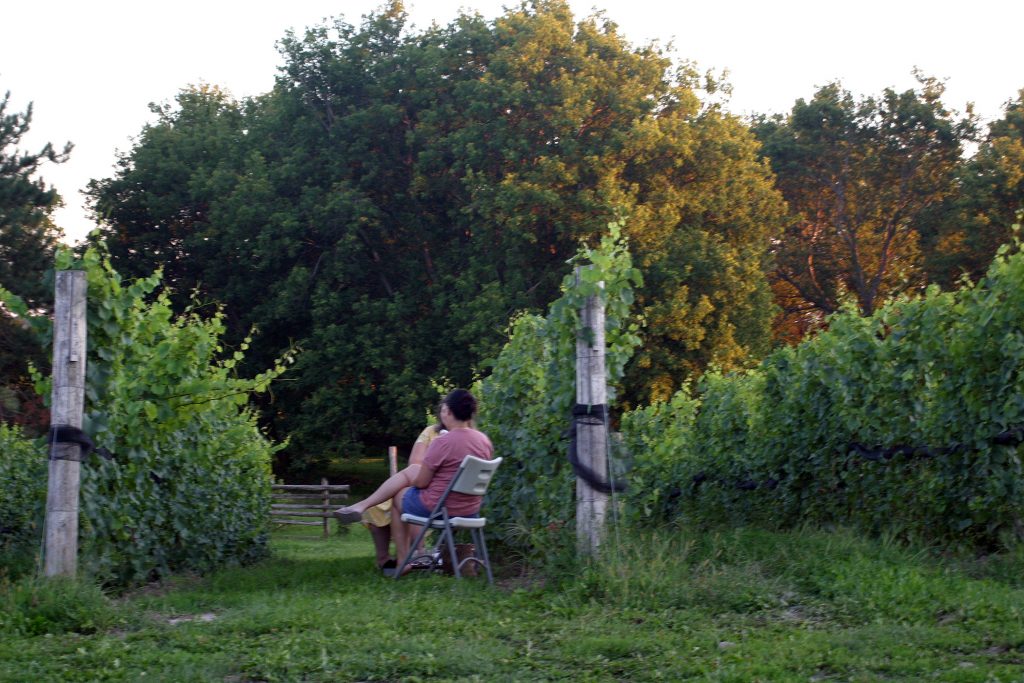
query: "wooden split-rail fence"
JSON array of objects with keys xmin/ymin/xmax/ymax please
[
  {"xmin": 271, "ymin": 478, "xmax": 350, "ymax": 537},
  {"xmin": 270, "ymin": 448, "xmax": 399, "ymax": 537}
]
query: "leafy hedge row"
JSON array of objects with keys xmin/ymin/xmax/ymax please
[
  {"xmin": 623, "ymin": 241, "xmax": 1024, "ymax": 547},
  {"xmin": 1, "ymin": 247, "xmax": 290, "ymax": 584},
  {"xmin": 0, "ymin": 424, "xmax": 45, "ymax": 548}
]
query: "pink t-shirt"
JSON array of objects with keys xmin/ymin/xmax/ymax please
[{"xmin": 420, "ymin": 428, "xmax": 494, "ymax": 516}]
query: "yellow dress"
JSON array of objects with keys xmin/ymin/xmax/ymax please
[{"xmin": 362, "ymin": 424, "xmax": 443, "ymax": 527}]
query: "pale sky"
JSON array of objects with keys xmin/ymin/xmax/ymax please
[{"xmin": 3, "ymin": 0, "xmax": 1021, "ymax": 244}]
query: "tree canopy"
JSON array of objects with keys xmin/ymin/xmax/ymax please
[
  {"xmin": 754, "ymin": 75, "xmax": 974, "ymax": 336},
  {"xmin": 921, "ymin": 89, "xmax": 1024, "ymax": 286},
  {"xmin": 87, "ymin": 1, "xmax": 782, "ymax": 470},
  {"xmin": 0, "ymin": 90, "xmax": 71, "ymax": 428}
]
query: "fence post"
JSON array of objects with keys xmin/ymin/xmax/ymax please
[
  {"xmin": 388, "ymin": 446, "xmax": 398, "ymax": 476},
  {"xmin": 44, "ymin": 270, "xmax": 88, "ymax": 577},
  {"xmin": 321, "ymin": 477, "xmax": 330, "ymax": 537},
  {"xmin": 575, "ymin": 266, "xmax": 608, "ymax": 557}
]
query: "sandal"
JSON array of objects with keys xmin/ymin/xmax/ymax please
[
  {"xmin": 408, "ymin": 555, "xmax": 435, "ymax": 570},
  {"xmin": 395, "ymin": 555, "xmax": 435, "ymax": 576},
  {"xmin": 333, "ymin": 507, "xmax": 363, "ymax": 524}
]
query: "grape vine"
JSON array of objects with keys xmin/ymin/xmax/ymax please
[
  {"xmin": 474, "ymin": 222, "xmax": 642, "ymax": 558},
  {"xmin": 2, "ymin": 244, "xmax": 295, "ymax": 584},
  {"xmin": 621, "ymin": 237, "xmax": 1024, "ymax": 547}
]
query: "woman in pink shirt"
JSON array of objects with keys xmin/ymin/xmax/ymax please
[{"xmin": 334, "ymin": 389, "xmax": 493, "ymax": 564}]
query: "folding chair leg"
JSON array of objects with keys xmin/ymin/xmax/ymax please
[
  {"xmin": 441, "ymin": 527, "xmax": 461, "ymax": 578},
  {"xmin": 395, "ymin": 523, "xmax": 433, "ymax": 580},
  {"xmin": 473, "ymin": 527, "xmax": 493, "ymax": 585}
]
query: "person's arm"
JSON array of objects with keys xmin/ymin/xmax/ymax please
[
  {"xmin": 409, "ymin": 425, "xmax": 443, "ymax": 467},
  {"xmin": 408, "ymin": 440, "xmax": 428, "ymax": 467},
  {"xmin": 411, "ymin": 461, "xmax": 435, "ymax": 489},
  {"xmin": 414, "ymin": 436, "xmax": 447, "ymax": 488}
]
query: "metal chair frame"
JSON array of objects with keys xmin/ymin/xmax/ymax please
[{"xmin": 395, "ymin": 455, "xmax": 502, "ymax": 584}]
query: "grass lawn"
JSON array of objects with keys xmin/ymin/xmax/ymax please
[{"xmin": 1, "ymin": 524, "xmax": 1023, "ymax": 682}]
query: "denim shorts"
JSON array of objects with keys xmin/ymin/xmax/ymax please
[{"xmin": 401, "ymin": 487, "xmax": 433, "ymax": 517}]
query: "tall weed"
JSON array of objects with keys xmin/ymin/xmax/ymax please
[{"xmin": 0, "ymin": 575, "xmax": 116, "ymax": 636}]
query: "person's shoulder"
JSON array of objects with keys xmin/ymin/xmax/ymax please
[
  {"xmin": 416, "ymin": 424, "xmax": 440, "ymax": 443},
  {"xmin": 422, "ymin": 430, "xmax": 450, "ymax": 465},
  {"xmin": 471, "ymin": 429, "xmax": 493, "ymax": 450}
]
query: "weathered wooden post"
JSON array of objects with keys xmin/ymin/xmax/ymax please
[
  {"xmin": 388, "ymin": 446, "xmax": 398, "ymax": 477},
  {"xmin": 575, "ymin": 266, "xmax": 608, "ymax": 556},
  {"xmin": 321, "ymin": 477, "xmax": 330, "ymax": 537},
  {"xmin": 44, "ymin": 270, "xmax": 87, "ymax": 577}
]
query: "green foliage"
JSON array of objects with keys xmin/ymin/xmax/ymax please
[
  {"xmin": 618, "ymin": 387, "xmax": 699, "ymax": 521},
  {"xmin": 87, "ymin": 2, "xmax": 783, "ymax": 471},
  {"xmin": 0, "ymin": 88, "xmax": 71, "ymax": 431},
  {"xmin": 622, "ymin": 241, "xmax": 1024, "ymax": 547},
  {"xmin": 4, "ymin": 527, "xmax": 1024, "ymax": 681},
  {"xmin": 0, "ymin": 575, "xmax": 115, "ymax": 636},
  {"xmin": 755, "ymin": 74, "xmax": 974, "ymax": 333},
  {"xmin": 923, "ymin": 90, "xmax": 1024, "ymax": 286},
  {"xmin": 0, "ymin": 90, "xmax": 70, "ymax": 308},
  {"xmin": 475, "ymin": 223, "xmax": 641, "ymax": 559},
  {"xmin": 0, "ymin": 423, "xmax": 45, "ymax": 549},
  {"xmin": 2, "ymin": 245, "xmax": 292, "ymax": 585}
]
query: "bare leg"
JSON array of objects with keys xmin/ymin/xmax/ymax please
[
  {"xmin": 334, "ymin": 465, "xmax": 421, "ymax": 519},
  {"xmin": 392, "ymin": 487, "xmax": 416, "ymax": 569},
  {"xmin": 365, "ymin": 523, "xmax": 393, "ymax": 568},
  {"xmin": 389, "ymin": 501, "xmax": 407, "ymax": 563}
]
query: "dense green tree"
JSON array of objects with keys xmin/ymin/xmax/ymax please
[
  {"xmin": 87, "ymin": 85, "xmax": 249, "ymax": 298},
  {"xmin": 755, "ymin": 75, "xmax": 974, "ymax": 333},
  {"xmin": 922, "ymin": 89, "xmax": 1024, "ymax": 286},
  {"xmin": 88, "ymin": 1, "xmax": 784, "ymax": 471},
  {"xmin": 620, "ymin": 102, "xmax": 786, "ymax": 402},
  {"xmin": 0, "ymin": 90, "xmax": 71, "ymax": 428}
]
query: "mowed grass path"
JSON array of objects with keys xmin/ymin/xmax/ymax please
[{"xmin": 2, "ymin": 524, "xmax": 1023, "ymax": 682}]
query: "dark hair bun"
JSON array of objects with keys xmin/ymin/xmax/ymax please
[{"xmin": 444, "ymin": 389, "xmax": 477, "ymax": 422}]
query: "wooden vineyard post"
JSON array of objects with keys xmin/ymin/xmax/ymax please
[
  {"xmin": 44, "ymin": 270, "xmax": 88, "ymax": 577},
  {"xmin": 575, "ymin": 266, "xmax": 608, "ymax": 557},
  {"xmin": 388, "ymin": 446, "xmax": 398, "ymax": 477}
]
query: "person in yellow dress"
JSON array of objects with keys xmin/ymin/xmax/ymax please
[
  {"xmin": 360, "ymin": 409, "xmax": 446, "ymax": 572},
  {"xmin": 336, "ymin": 390, "xmax": 491, "ymax": 574}
]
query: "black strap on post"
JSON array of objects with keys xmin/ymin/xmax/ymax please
[
  {"xmin": 567, "ymin": 403, "xmax": 626, "ymax": 493},
  {"xmin": 48, "ymin": 425, "xmax": 93, "ymax": 462},
  {"xmin": 47, "ymin": 425, "xmax": 114, "ymax": 462}
]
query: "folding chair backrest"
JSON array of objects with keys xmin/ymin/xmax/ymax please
[{"xmin": 451, "ymin": 456, "xmax": 502, "ymax": 497}]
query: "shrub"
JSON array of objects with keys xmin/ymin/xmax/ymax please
[
  {"xmin": 2, "ymin": 246, "xmax": 293, "ymax": 585},
  {"xmin": 622, "ymin": 241, "xmax": 1024, "ymax": 547},
  {"xmin": 0, "ymin": 424, "xmax": 45, "ymax": 551}
]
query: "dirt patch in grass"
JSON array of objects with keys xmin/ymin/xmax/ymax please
[{"xmin": 166, "ymin": 612, "xmax": 218, "ymax": 626}]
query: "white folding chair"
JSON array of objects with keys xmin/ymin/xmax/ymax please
[{"xmin": 395, "ymin": 456, "xmax": 502, "ymax": 584}]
